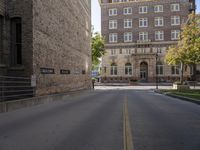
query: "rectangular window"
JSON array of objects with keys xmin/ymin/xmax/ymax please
[
  {"xmin": 139, "ymin": 32, "xmax": 148, "ymax": 41},
  {"xmin": 109, "ymin": 33, "xmax": 118, "ymax": 43},
  {"xmin": 109, "ymin": 20, "xmax": 117, "ymax": 29},
  {"xmin": 124, "ymin": 19, "xmax": 132, "ymax": 28},
  {"xmin": 0, "ymin": 16, "xmax": 3, "ymax": 63},
  {"xmin": 171, "ymin": 3, "xmax": 180, "ymax": 12},
  {"xmin": 111, "ymin": 49, "xmax": 117, "ymax": 55},
  {"xmin": 139, "ymin": 18, "xmax": 148, "ymax": 27},
  {"xmin": 171, "ymin": 30, "xmax": 180, "ymax": 40},
  {"xmin": 139, "ymin": 6, "xmax": 148, "ymax": 14},
  {"xmin": 124, "ymin": 32, "xmax": 132, "ymax": 42},
  {"xmin": 11, "ymin": 18, "xmax": 22, "ymax": 65},
  {"xmin": 109, "ymin": 8, "xmax": 118, "ymax": 16},
  {"xmin": 155, "ymin": 31, "xmax": 164, "ymax": 41},
  {"xmin": 156, "ymin": 65, "xmax": 164, "ymax": 75},
  {"xmin": 123, "ymin": 7, "xmax": 132, "ymax": 15},
  {"xmin": 155, "ymin": 17, "xmax": 164, "ymax": 27},
  {"xmin": 154, "ymin": 5, "xmax": 163, "ymax": 13},
  {"xmin": 125, "ymin": 49, "xmax": 131, "ymax": 55},
  {"xmin": 171, "ymin": 66, "xmax": 180, "ymax": 75},
  {"xmin": 110, "ymin": 65, "xmax": 117, "ymax": 75},
  {"xmin": 171, "ymin": 16, "xmax": 180, "ymax": 26}
]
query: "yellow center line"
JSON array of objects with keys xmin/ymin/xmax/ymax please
[{"xmin": 123, "ymin": 95, "xmax": 134, "ymax": 150}]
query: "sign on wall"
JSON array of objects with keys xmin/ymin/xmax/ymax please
[{"xmin": 40, "ymin": 68, "xmax": 55, "ymax": 74}]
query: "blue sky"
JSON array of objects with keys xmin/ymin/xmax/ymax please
[{"xmin": 92, "ymin": 0, "xmax": 200, "ymax": 33}]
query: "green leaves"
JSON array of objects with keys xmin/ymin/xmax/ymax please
[
  {"xmin": 91, "ymin": 32, "xmax": 105, "ymax": 66},
  {"xmin": 165, "ymin": 13, "xmax": 200, "ymax": 65}
]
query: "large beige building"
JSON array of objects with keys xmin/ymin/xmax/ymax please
[
  {"xmin": 0, "ymin": 0, "xmax": 91, "ymax": 97},
  {"xmin": 100, "ymin": 0, "xmax": 196, "ymax": 83}
]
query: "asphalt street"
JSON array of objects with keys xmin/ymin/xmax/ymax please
[{"xmin": 0, "ymin": 89, "xmax": 200, "ymax": 150}]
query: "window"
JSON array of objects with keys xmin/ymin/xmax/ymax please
[
  {"xmin": 155, "ymin": 17, "xmax": 164, "ymax": 26},
  {"xmin": 154, "ymin": 5, "xmax": 163, "ymax": 13},
  {"xmin": 155, "ymin": 31, "xmax": 164, "ymax": 41},
  {"xmin": 110, "ymin": 63, "xmax": 117, "ymax": 75},
  {"xmin": 156, "ymin": 62, "xmax": 164, "ymax": 75},
  {"xmin": 109, "ymin": 8, "xmax": 118, "ymax": 16},
  {"xmin": 124, "ymin": 19, "xmax": 132, "ymax": 28},
  {"xmin": 0, "ymin": 16, "xmax": 3, "ymax": 63},
  {"xmin": 11, "ymin": 17, "xmax": 22, "ymax": 65},
  {"xmin": 111, "ymin": 49, "xmax": 117, "ymax": 55},
  {"xmin": 125, "ymin": 63, "xmax": 132, "ymax": 75},
  {"xmin": 171, "ymin": 16, "xmax": 180, "ymax": 26},
  {"xmin": 124, "ymin": 7, "xmax": 132, "ymax": 15},
  {"xmin": 125, "ymin": 49, "xmax": 131, "ymax": 55},
  {"xmin": 124, "ymin": 32, "xmax": 132, "ymax": 42},
  {"xmin": 156, "ymin": 47, "xmax": 162, "ymax": 53},
  {"xmin": 190, "ymin": 65, "xmax": 194, "ymax": 75},
  {"xmin": 171, "ymin": 3, "xmax": 180, "ymax": 12},
  {"xmin": 171, "ymin": 30, "xmax": 180, "ymax": 40},
  {"xmin": 139, "ymin": 18, "xmax": 148, "ymax": 27},
  {"xmin": 171, "ymin": 65, "xmax": 179, "ymax": 75},
  {"xmin": 139, "ymin": 6, "xmax": 148, "ymax": 14},
  {"xmin": 109, "ymin": 33, "xmax": 118, "ymax": 43},
  {"xmin": 109, "ymin": 20, "xmax": 117, "ymax": 29},
  {"xmin": 112, "ymin": 0, "xmax": 129, "ymax": 3},
  {"xmin": 139, "ymin": 32, "xmax": 148, "ymax": 41}
]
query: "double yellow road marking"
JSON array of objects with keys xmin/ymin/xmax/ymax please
[{"xmin": 123, "ymin": 96, "xmax": 134, "ymax": 150}]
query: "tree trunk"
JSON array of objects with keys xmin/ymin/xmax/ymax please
[
  {"xmin": 180, "ymin": 61, "xmax": 184, "ymax": 84},
  {"xmin": 192, "ymin": 63, "xmax": 197, "ymax": 81}
]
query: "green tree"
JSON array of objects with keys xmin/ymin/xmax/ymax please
[
  {"xmin": 165, "ymin": 12, "xmax": 200, "ymax": 84},
  {"xmin": 91, "ymin": 32, "xmax": 105, "ymax": 67}
]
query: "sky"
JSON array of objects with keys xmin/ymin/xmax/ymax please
[{"xmin": 92, "ymin": 0, "xmax": 200, "ymax": 33}]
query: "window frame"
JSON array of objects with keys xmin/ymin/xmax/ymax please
[
  {"xmin": 123, "ymin": 7, "xmax": 132, "ymax": 15},
  {"xmin": 109, "ymin": 8, "xmax": 118, "ymax": 16},
  {"xmin": 155, "ymin": 31, "xmax": 164, "ymax": 41},
  {"xmin": 139, "ymin": 6, "xmax": 148, "ymax": 14},
  {"xmin": 154, "ymin": 5, "xmax": 163, "ymax": 13},
  {"xmin": 109, "ymin": 33, "xmax": 118, "ymax": 43},
  {"xmin": 109, "ymin": 20, "xmax": 118, "ymax": 29},
  {"xmin": 124, "ymin": 19, "xmax": 132, "ymax": 28},
  {"xmin": 139, "ymin": 18, "xmax": 148, "ymax": 28},
  {"xmin": 124, "ymin": 32, "xmax": 133, "ymax": 43},
  {"xmin": 125, "ymin": 63, "xmax": 132, "ymax": 76}
]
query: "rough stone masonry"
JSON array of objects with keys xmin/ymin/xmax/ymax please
[{"xmin": 0, "ymin": 0, "xmax": 92, "ymax": 96}]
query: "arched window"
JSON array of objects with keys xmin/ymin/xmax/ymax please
[
  {"xmin": 156, "ymin": 62, "xmax": 164, "ymax": 75},
  {"xmin": 125, "ymin": 63, "xmax": 132, "ymax": 75},
  {"xmin": 110, "ymin": 63, "xmax": 117, "ymax": 75}
]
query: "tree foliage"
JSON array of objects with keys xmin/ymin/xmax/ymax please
[
  {"xmin": 165, "ymin": 12, "xmax": 200, "ymax": 82},
  {"xmin": 91, "ymin": 32, "xmax": 105, "ymax": 66}
]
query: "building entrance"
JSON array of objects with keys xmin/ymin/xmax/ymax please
[{"xmin": 140, "ymin": 62, "xmax": 148, "ymax": 81}]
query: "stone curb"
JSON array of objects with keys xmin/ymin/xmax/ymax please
[
  {"xmin": 154, "ymin": 90, "xmax": 200, "ymax": 105},
  {"xmin": 0, "ymin": 89, "xmax": 91, "ymax": 113}
]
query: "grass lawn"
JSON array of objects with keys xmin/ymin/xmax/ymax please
[{"xmin": 161, "ymin": 90, "xmax": 200, "ymax": 101}]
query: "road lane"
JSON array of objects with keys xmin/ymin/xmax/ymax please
[
  {"xmin": 127, "ymin": 90, "xmax": 200, "ymax": 150},
  {"xmin": 0, "ymin": 89, "xmax": 199, "ymax": 150},
  {"xmin": 0, "ymin": 90, "xmax": 123, "ymax": 150}
]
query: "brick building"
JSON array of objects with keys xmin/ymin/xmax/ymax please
[
  {"xmin": 100, "ymin": 0, "xmax": 196, "ymax": 83},
  {"xmin": 0, "ymin": 0, "xmax": 92, "ymax": 96}
]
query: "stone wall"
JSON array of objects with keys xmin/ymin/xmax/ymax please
[
  {"xmin": 0, "ymin": 0, "xmax": 33, "ymax": 76},
  {"xmin": 0, "ymin": 0, "xmax": 5, "ymax": 15},
  {"xmin": 33, "ymin": 0, "xmax": 92, "ymax": 95}
]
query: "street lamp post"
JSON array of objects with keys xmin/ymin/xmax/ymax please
[{"xmin": 156, "ymin": 53, "xmax": 158, "ymax": 90}]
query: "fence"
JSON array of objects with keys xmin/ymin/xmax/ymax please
[{"xmin": 0, "ymin": 76, "xmax": 35, "ymax": 102}]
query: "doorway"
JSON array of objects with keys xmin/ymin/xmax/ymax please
[{"xmin": 140, "ymin": 62, "xmax": 148, "ymax": 81}]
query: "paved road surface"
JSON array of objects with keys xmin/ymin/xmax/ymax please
[{"xmin": 0, "ymin": 89, "xmax": 200, "ymax": 150}]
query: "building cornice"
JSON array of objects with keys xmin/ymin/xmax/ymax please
[
  {"xmin": 99, "ymin": 0, "xmax": 188, "ymax": 7},
  {"xmin": 105, "ymin": 41, "xmax": 178, "ymax": 47}
]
